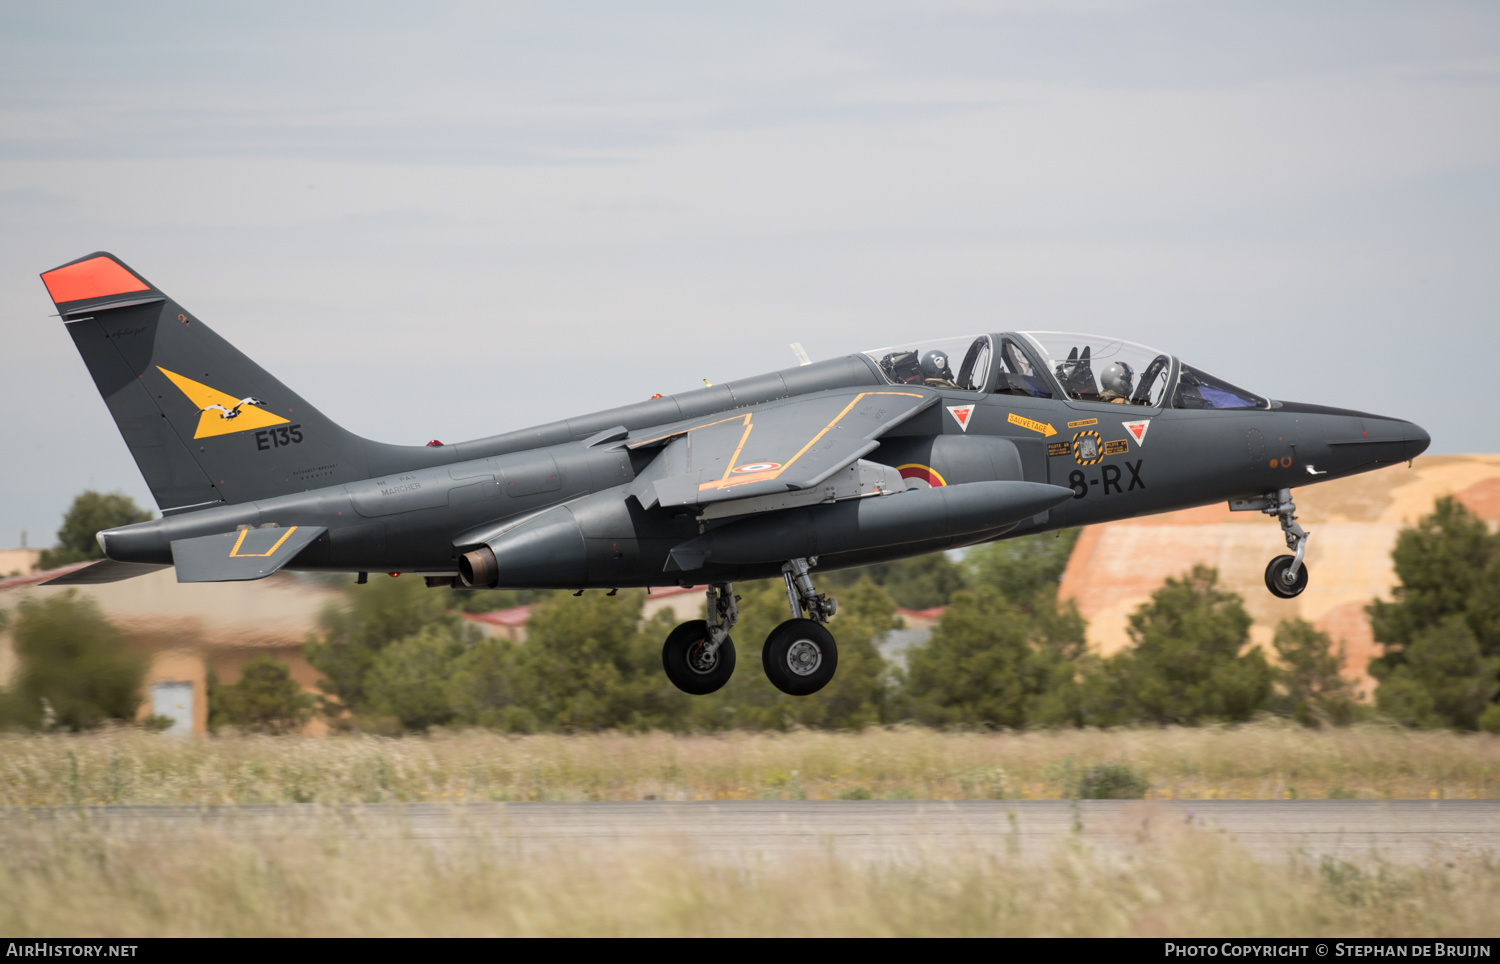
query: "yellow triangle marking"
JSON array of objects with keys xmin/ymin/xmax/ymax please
[{"xmin": 157, "ymin": 367, "xmax": 290, "ymax": 439}]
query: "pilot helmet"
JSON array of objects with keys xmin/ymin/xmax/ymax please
[
  {"xmin": 920, "ymin": 350, "xmax": 953, "ymax": 381},
  {"xmin": 1101, "ymin": 360, "xmax": 1135, "ymax": 397}
]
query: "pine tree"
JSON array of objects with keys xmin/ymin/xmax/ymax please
[
  {"xmin": 209, "ymin": 657, "xmax": 312, "ymax": 734},
  {"xmin": 1367, "ymin": 496, "xmax": 1500, "ymax": 729},
  {"xmin": 1270, "ymin": 619, "xmax": 1361, "ymax": 726},
  {"xmin": 1090, "ymin": 565, "xmax": 1271, "ymax": 725}
]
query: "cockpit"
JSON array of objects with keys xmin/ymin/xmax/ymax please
[
  {"xmin": 863, "ymin": 331, "xmax": 1270, "ymax": 410},
  {"xmin": 863, "ymin": 335, "xmax": 993, "ymax": 392}
]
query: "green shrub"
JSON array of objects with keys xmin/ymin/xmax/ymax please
[
  {"xmin": 5, "ymin": 592, "xmax": 145, "ymax": 730},
  {"xmin": 305, "ymin": 575, "xmax": 473, "ymax": 721},
  {"xmin": 364, "ymin": 626, "xmax": 467, "ymax": 732},
  {"xmin": 209, "ymin": 657, "xmax": 312, "ymax": 734},
  {"xmin": 1077, "ymin": 762, "xmax": 1148, "ymax": 799},
  {"xmin": 903, "ymin": 586, "xmax": 1084, "ymax": 728}
]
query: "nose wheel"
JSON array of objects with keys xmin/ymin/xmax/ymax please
[
  {"xmin": 1265, "ymin": 555, "xmax": 1309, "ymax": 598},
  {"xmin": 762, "ymin": 558, "xmax": 840, "ymax": 695},
  {"xmin": 1254, "ymin": 487, "xmax": 1310, "ymax": 598}
]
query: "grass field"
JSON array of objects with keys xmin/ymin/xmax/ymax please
[
  {"xmin": 2, "ymin": 805, "xmax": 1496, "ymax": 937},
  {"xmin": 2, "ymin": 723, "xmax": 1496, "ymax": 805}
]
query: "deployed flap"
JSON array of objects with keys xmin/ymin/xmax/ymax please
[
  {"xmin": 627, "ymin": 388, "xmax": 936, "ymax": 509},
  {"xmin": 170, "ymin": 525, "xmax": 326, "ymax": 583},
  {"xmin": 41, "ymin": 559, "xmax": 171, "ymax": 585}
]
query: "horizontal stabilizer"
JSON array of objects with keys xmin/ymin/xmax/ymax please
[
  {"xmin": 42, "ymin": 559, "xmax": 171, "ymax": 585},
  {"xmin": 170, "ymin": 525, "xmax": 326, "ymax": 583}
]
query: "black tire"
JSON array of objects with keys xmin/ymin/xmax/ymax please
[
  {"xmin": 662, "ymin": 620, "xmax": 736, "ymax": 695},
  {"xmin": 762, "ymin": 619, "xmax": 839, "ymax": 696},
  {"xmin": 1264, "ymin": 555, "xmax": 1309, "ymax": 598}
]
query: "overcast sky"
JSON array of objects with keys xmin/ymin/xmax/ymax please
[{"xmin": 3, "ymin": 1, "xmax": 1497, "ymax": 546}]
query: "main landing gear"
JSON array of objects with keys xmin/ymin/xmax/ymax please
[
  {"xmin": 765, "ymin": 558, "xmax": 839, "ymax": 696},
  {"xmin": 1261, "ymin": 487, "xmax": 1310, "ymax": 599},
  {"xmin": 661, "ymin": 584, "xmax": 739, "ymax": 695},
  {"xmin": 660, "ymin": 558, "xmax": 841, "ymax": 697}
]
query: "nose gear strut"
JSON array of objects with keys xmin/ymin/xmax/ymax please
[
  {"xmin": 1266, "ymin": 488, "xmax": 1308, "ymax": 581},
  {"xmin": 1239, "ymin": 487, "xmax": 1311, "ymax": 598}
]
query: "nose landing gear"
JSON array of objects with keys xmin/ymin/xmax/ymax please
[
  {"xmin": 763, "ymin": 558, "xmax": 840, "ymax": 696},
  {"xmin": 1257, "ymin": 487, "xmax": 1310, "ymax": 598},
  {"xmin": 661, "ymin": 583, "xmax": 738, "ymax": 694}
]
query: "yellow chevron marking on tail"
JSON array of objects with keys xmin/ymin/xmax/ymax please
[{"xmin": 157, "ymin": 367, "xmax": 290, "ymax": 439}]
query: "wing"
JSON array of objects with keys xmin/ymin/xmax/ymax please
[{"xmin": 626, "ymin": 387, "xmax": 938, "ymax": 510}]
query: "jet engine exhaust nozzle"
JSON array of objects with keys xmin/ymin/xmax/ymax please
[{"xmin": 459, "ymin": 546, "xmax": 498, "ymax": 588}]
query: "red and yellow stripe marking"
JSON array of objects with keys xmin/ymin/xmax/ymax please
[{"xmin": 896, "ymin": 463, "xmax": 947, "ymax": 487}]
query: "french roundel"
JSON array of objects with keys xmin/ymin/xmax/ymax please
[{"xmin": 731, "ymin": 462, "xmax": 782, "ymax": 474}]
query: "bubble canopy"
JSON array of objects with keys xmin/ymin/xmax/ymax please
[
  {"xmin": 864, "ymin": 331, "xmax": 1270, "ymax": 410},
  {"xmin": 862, "ymin": 335, "xmax": 993, "ymax": 392},
  {"xmin": 1019, "ymin": 332, "xmax": 1269, "ymax": 410}
]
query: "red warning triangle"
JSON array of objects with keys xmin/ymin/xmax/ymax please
[
  {"xmin": 947, "ymin": 405, "xmax": 974, "ymax": 431},
  {"xmin": 1122, "ymin": 419, "xmax": 1150, "ymax": 445}
]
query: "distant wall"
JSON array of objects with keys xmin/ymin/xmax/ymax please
[
  {"xmin": 0, "ymin": 549, "xmax": 40, "ymax": 578},
  {"xmin": 1059, "ymin": 455, "xmax": 1500, "ymax": 697}
]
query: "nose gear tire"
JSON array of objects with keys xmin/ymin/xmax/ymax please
[
  {"xmin": 662, "ymin": 620, "xmax": 736, "ymax": 695},
  {"xmin": 762, "ymin": 619, "xmax": 839, "ymax": 696},
  {"xmin": 1264, "ymin": 555, "xmax": 1309, "ymax": 598}
]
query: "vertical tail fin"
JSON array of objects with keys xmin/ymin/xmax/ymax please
[{"xmin": 41, "ymin": 252, "xmax": 378, "ymax": 511}]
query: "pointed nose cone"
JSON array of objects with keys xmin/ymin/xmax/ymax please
[
  {"xmin": 1274, "ymin": 402, "xmax": 1431, "ymax": 479},
  {"xmin": 1339, "ymin": 415, "xmax": 1432, "ymax": 470},
  {"xmin": 1404, "ymin": 420, "xmax": 1432, "ymax": 460},
  {"xmin": 1362, "ymin": 415, "xmax": 1431, "ymax": 461}
]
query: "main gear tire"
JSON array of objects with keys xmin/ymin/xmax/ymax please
[
  {"xmin": 1265, "ymin": 555, "xmax": 1309, "ymax": 599},
  {"xmin": 762, "ymin": 619, "xmax": 839, "ymax": 696},
  {"xmin": 662, "ymin": 620, "xmax": 736, "ymax": 695}
]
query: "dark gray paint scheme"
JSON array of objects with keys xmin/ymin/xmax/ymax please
[{"xmin": 42, "ymin": 252, "xmax": 1430, "ymax": 592}]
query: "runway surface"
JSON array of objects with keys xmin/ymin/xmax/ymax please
[{"xmin": 7, "ymin": 800, "xmax": 1496, "ymax": 865}]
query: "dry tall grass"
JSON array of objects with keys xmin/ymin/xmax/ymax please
[
  {"xmin": 1, "ymin": 807, "xmax": 1495, "ymax": 937},
  {"xmin": 2, "ymin": 723, "xmax": 1496, "ymax": 804}
]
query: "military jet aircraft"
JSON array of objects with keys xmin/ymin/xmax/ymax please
[{"xmin": 38, "ymin": 252, "xmax": 1431, "ymax": 697}]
